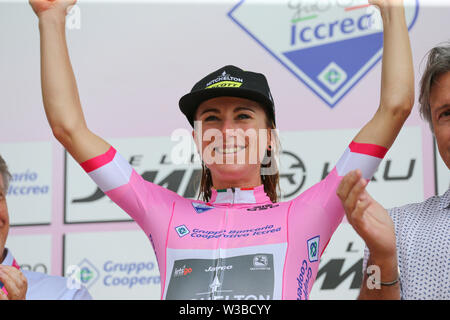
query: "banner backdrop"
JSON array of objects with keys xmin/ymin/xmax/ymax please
[
  {"xmin": 5, "ymin": 234, "xmax": 52, "ymax": 274},
  {"xmin": 1, "ymin": 0, "xmax": 449, "ymax": 300}
]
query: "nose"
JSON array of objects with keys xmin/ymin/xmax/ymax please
[
  {"xmin": 219, "ymin": 118, "xmax": 249, "ymax": 148},
  {"xmin": 219, "ymin": 116, "xmax": 236, "ymax": 131},
  {"xmin": 219, "ymin": 117, "xmax": 238, "ymax": 140}
]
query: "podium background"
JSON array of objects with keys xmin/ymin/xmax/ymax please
[{"xmin": 0, "ymin": 0, "xmax": 449, "ymax": 299}]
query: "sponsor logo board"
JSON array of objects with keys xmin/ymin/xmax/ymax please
[
  {"xmin": 229, "ymin": 0, "xmax": 419, "ymax": 107},
  {"xmin": 310, "ymin": 223, "xmax": 364, "ymax": 300},
  {"xmin": 5, "ymin": 234, "xmax": 52, "ymax": 274},
  {"xmin": 279, "ymin": 126, "xmax": 424, "ymax": 209},
  {"xmin": 64, "ymin": 230, "xmax": 160, "ymax": 299},
  {"xmin": 0, "ymin": 141, "xmax": 52, "ymax": 225}
]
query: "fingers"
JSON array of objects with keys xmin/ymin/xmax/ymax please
[
  {"xmin": 0, "ymin": 267, "xmax": 19, "ymax": 299},
  {"xmin": 351, "ymin": 195, "xmax": 371, "ymax": 226},
  {"xmin": 0, "ymin": 266, "xmax": 28, "ymax": 300},
  {"xmin": 337, "ymin": 169, "xmax": 363, "ymax": 204},
  {"xmin": 344, "ymin": 194, "xmax": 372, "ymax": 238},
  {"xmin": 29, "ymin": 0, "xmax": 76, "ymax": 16},
  {"xmin": 345, "ymin": 176, "xmax": 369, "ymax": 215},
  {"xmin": 337, "ymin": 170, "xmax": 372, "ymax": 231}
]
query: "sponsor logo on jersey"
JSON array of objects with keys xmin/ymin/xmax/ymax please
[
  {"xmin": 204, "ymin": 265, "xmax": 233, "ymax": 273},
  {"xmin": 296, "ymin": 259, "xmax": 312, "ymax": 300},
  {"xmin": 253, "ymin": 255, "xmax": 268, "ymax": 267},
  {"xmin": 174, "ymin": 265, "xmax": 192, "ymax": 277},
  {"xmin": 251, "ymin": 254, "xmax": 271, "ymax": 271},
  {"xmin": 175, "ymin": 224, "xmax": 190, "ymax": 238},
  {"xmin": 307, "ymin": 235, "xmax": 320, "ymax": 262},
  {"xmin": 247, "ymin": 204, "xmax": 280, "ymax": 211},
  {"xmin": 192, "ymin": 202, "xmax": 214, "ymax": 214},
  {"xmin": 228, "ymin": 0, "xmax": 419, "ymax": 108}
]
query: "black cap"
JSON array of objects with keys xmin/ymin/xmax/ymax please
[{"xmin": 179, "ymin": 65, "xmax": 275, "ymax": 127}]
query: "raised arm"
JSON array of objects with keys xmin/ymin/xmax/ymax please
[
  {"xmin": 30, "ymin": 0, "xmax": 110, "ymax": 163},
  {"xmin": 334, "ymin": 0, "xmax": 413, "ymax": 300},
  {"xmin": 353, "ymin": 0, "xmax": 414, "ymax": 148}
]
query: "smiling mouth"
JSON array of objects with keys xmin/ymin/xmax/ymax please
[{"xmin": 214, "ymin": 146, "xmax": 247, "ymax": 154}]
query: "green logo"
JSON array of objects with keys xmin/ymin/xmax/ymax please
[
  {"xmin": 325, "ymin": 69, "xmax": 341, "ymax": 85},
  {"xmin": 80, "ymin": 267, "xmax": 94, "ymax": 283}
]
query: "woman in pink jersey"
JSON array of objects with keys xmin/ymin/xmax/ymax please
[{"xmin": 29, "ymin": 0, "xmax": 413, "ymax": 299}]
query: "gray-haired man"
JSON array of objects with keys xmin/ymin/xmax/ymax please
[
  {"xmin": 337, "ymin": 43, "xmax": 450, "ymax": 300},
  {"xmin": 0, "ymin": 154, "xmax": 92, "ymax": 300}
]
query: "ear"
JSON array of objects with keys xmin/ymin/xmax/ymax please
[
  {"xmin": 192, "ymin": 123, "xmax": 203, "ymax": 159},
  {"xmin": 192, "ymin": 129, "xmax": 199, "ymax": 152},
  {"xmin": 265, "ymin": 126, "xmax": 273, "ymax": 152}
]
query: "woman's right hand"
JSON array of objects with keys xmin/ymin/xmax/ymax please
[{"xmin": 29, "ymin": 0, "xmax": 76, "ymax": 19}]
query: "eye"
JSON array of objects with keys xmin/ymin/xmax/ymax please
[
  {"xmin": 236, "ymin": 113, "xmax": 251, "ymax": 120},
  {"xmin": 204, "ymin": 115, "xmax": 219, "ymax": 122},
  {"xmin": 439, "ymin": 110, "xmax": 450, "ymax": 119}
]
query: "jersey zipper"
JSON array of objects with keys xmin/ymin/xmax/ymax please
[{"xmin": 210, "ymin": 187, "xmax": 235, "ymax": 299}]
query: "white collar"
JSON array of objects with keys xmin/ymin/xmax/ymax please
[{"xmin": 1, "ymin": 248, "xmax": 14, "ymax": 266}]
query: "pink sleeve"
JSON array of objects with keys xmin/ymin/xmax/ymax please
[
  {"xmin": 292, "ymin": 141, "xmax": 388, "ymax": 256},
  {"xmin": 79, "ymin": 147, "xmax": 181, "ymax": 234}
]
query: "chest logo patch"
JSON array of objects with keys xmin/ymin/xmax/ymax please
[
  {"xmin": 192, "ymin": 202, "xmax": 214, "ymax": 214},
  {"xmin": 307, "ymin": 236, "xmax": 320, "ymax": 262}
]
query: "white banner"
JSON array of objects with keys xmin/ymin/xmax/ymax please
[
  {"xmin": 64, "ymin": 230, "xmax": 161, "ymax": 300},
  {"xmin": 0, "ymin": 141, "xmax": 52, "ymax": 225},
  {"xmin": 5, "ymin": 234, "xmax": 52, "ymax": 274},
  {"xmin": 279, "ymin": 126, "xmax": 424, "ymax": 208},
  {"xmin": 310, "ymin": 223, "xmax": 363, "ymax": 300}
]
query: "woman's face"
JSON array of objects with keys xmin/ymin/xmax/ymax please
[{"xmin": 193, "ymin": 96, "xmax": 272, "ymax": 184}]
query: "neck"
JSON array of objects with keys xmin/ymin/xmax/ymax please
[{"xmin": 211, "ymin": 171, "xmax": 262, "ymax": 190}]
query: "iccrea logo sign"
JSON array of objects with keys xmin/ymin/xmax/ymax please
[
  {"xmin": 228, "ymin": 0, "xmax": 419, "ymax": 107},
  {"xmin": 71, "ymin": 259, "xmax": 100, "ymax": 289},
  {"xmin": 68, "ymin": 259, "xmax": 161, "ymax": 291}
]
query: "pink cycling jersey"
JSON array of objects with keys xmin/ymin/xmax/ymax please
[{"xmin": 80, "ymin": 141, "xmax": 387, "ymax": 300}]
